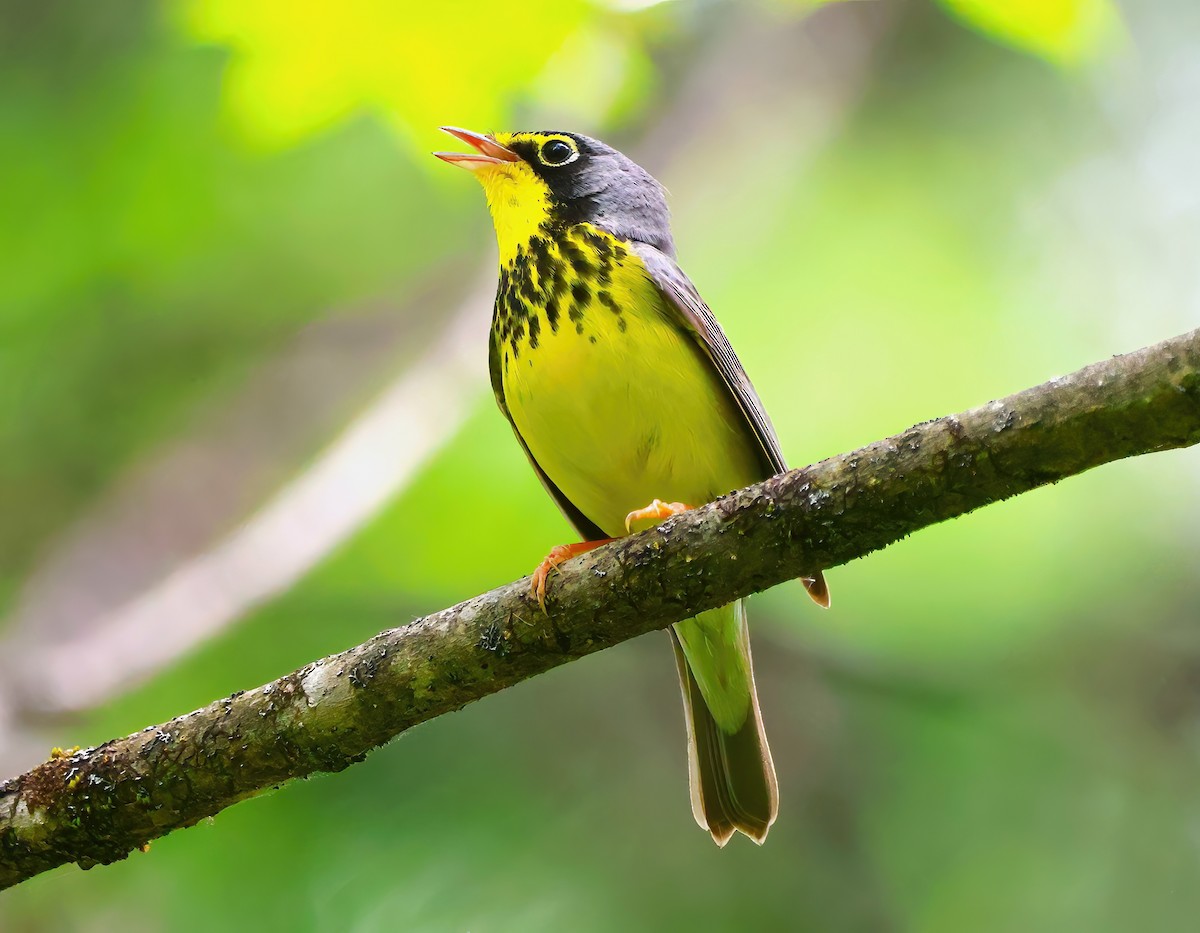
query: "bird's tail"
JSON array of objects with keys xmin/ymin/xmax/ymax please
[{"xmin": 670, "ymin": 600, "xmax": 778, "ymax": 846}]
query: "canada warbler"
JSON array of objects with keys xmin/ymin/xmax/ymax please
[{"xmin": 436, "ymin": 127, "xmax": 829, "ymax": 845}]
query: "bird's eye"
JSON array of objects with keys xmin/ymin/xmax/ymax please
[{"xmin": 539, "ymin": 138, "xmax": 577, "ymax": 166}]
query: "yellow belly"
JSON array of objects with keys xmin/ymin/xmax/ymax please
[{"xmin": 502, "ymin": 264, "xmax": 763, "ymax": 539}]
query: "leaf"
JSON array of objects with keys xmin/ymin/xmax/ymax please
[
  {"xmin": 179, "ymin": 0, "xmax": 607, "ymax": 149},
  {"xmin": 935, "ymin": 0, "xmax": 1124, "ymax": 66}
]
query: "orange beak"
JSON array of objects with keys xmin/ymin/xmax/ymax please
[{"xmin": 434, "ymin": 126, "xmax": 520, "ymax": 171}]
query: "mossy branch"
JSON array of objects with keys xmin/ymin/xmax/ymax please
[{"xmin": 3, "ymin": 329, "xmax": 1199, "ymax": 891}]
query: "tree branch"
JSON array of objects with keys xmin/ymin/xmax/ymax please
[{"xmin": 3, "ymin": 329, "xmax": 1198, "ymax": 890}]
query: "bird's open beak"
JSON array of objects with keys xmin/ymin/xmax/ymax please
[{"xmin": 434, "ymin": 126, "xmax": 520, "ymax": 171}]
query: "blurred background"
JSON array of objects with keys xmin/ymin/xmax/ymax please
[{"xmin": 2, "ymin": 0, "xmax": 1199, "ymax": 929}]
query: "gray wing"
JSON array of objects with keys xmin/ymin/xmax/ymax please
[
  {"xmin": 631, "ymin": 242, "xmax": 787, "ymax": 477},
  {"xmin": 632, "ymin": 243, "xmax": 830, "ymax": 607},
  {"xmin": 488, "ymin": 326, "xmax": 608, "ymax": 542}
]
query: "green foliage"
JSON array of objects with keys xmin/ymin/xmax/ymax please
[
  {"xmin": 179, "ymin": 0, "xmax": 652, "ymax": 148},
  {"xmin": 936, "ymin": 0, "xmax": 1123, "ymax": 65},
  {"xmin": 3, "ymin": 1, "xmax": 1199, "ymax": 930}
]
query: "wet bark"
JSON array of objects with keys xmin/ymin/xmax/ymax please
[{"xmin": 3, "ymin": 328, "xmax": 1198, "ymax": 890}]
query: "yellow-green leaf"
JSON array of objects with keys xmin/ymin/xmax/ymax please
[
  {"xmin": 179, "ymin": 0, "xmax": 598, "ymax": 149},
  {"xmin": 936, "ymin": 0, "xmax": 1123, "ymax": 66}
]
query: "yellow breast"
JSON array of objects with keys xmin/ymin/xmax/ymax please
[{"xmin": 496, "ymin": 225, "xmax": 763, "ymax": 538}]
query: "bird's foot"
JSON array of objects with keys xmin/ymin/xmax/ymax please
[
  {"xmin": 531, "ymin": 539, "xmax": 614, "ymax": 612},
  {"xmin": 624, "ymin": 499, "xmax": 693, "ymax": 533}
]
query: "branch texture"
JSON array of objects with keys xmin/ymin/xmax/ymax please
[{"xmin": 3, "ymin": 329, "xmax": 1199, "ymax": 890}]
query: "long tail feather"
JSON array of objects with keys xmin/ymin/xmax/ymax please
[
  {"xmin": 804, "ymin": 570, "xmax": 831, "ymax": 608},
  {"xmin": 670, "ymin": 602, "xmax": 778, "ymax": 845}
]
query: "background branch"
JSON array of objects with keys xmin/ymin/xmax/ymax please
[{"xmin": 2, "ymin": 328, "xmax": 1198, "ymax": 891}]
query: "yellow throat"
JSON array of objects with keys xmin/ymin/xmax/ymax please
[{"xmin": 458, "ymin": 131, "xmax": 571, "ymax": 265}]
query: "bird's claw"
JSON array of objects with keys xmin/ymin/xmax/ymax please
[
  {"xmin": 529, "ymin": 540, "xmax": 613, "ymax": 613},
  {"xmin": 624, "ymin": 499, "xmax": 692, "ymax": 533}
]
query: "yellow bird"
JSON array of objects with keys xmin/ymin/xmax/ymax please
[{"xmin": 436, "ymin": 127, "xmax": 828, "ymax": 845}]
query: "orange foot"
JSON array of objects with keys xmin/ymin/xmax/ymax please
[
  {"xmin": 624, "ymin": 499, "xmax": 693, "ymax": 533},
  {"xmin": 531, "ymin": 539, "xmax": 614, "ymax": 611}
]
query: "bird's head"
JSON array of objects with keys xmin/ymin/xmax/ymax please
[{"xmin": 435, "ymin": 127, "xmax": 674, "ymax": 261}]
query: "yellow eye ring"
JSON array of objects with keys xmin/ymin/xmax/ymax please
[{"xmin": 538, "ymin": 137, "xmax": 578, "ymax": 167}]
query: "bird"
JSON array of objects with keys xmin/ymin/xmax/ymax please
[{"xmin": 435, "ymin": 126, "xmax": 829, "ymax": 846}]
